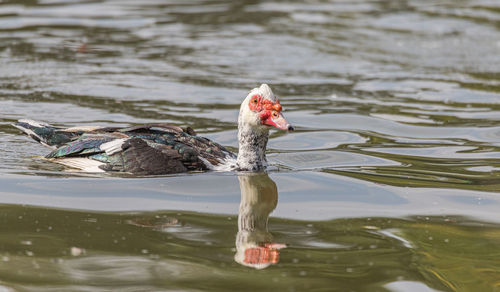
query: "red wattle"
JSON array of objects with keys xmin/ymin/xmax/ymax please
[{"xmin": 259, "ymin": 110, "xmax": 271, "ymax": 121}]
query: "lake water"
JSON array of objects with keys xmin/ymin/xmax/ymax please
[{"xmin": 1, "ymin": 0, "xmax": 500, "ymax": 291}]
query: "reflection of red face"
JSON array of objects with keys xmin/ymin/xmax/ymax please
[
  {"xmin": 243, "ymin": 243, "xmax": 282, "ymax": 265},
  {"xmin": 248, "ymin": 94, "xmax": 291, "ymax": 131}
]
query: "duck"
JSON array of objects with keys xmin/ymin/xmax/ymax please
[{"xmin": 12, "ymin": 84, "xmax": 293, "ymax": 175}]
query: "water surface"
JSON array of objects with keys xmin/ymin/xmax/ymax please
[{"xmin": 1, "ymin": 0, "xmax": 500, "ymax": 291}]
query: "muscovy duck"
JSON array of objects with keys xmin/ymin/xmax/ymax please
[{"xmin": 12, "ymin": 84, "xmax": 293, "ymax": 175}]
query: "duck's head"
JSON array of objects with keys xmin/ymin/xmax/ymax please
[{"xmin": 239, "ymin": 84, "xmax": 293, "ymax": 132}]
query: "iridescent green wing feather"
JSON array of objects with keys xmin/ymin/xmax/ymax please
[{"xmin": 46, "ymin": 135, "xmax": 113, "ymax": 158}]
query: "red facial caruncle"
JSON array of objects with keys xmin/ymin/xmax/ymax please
[
  {"xmin": 248, "ymin": 94, "xmax": 293, "ymax": 131},
  {"xmin": 248, "ymin": 94, "xmax": 283, "ymax": 112}
]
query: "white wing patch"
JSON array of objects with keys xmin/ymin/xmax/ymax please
[
  {"xmin": 62, "ymin": 126, "xmax": 104, "ymax": 132},
  {"xmin": 100, "ymin": 138, "xmax": 128, "ymax": 155},
  {"xmin": 51, "ymin": 158, "xmax": 105, "ymax": 173}
]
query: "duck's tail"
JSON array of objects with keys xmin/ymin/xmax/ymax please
[{"xmin": 12, "ymin": 119, "xmax": 70, "ymax": 148}]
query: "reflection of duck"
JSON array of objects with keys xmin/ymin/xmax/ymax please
[
  {"xmin": 12, "ymin": 84, "xmax": 293, "ymax": 175},
  {"xmin": 235, "ymin": 173, "xmax": 286, "ymax": 269}
]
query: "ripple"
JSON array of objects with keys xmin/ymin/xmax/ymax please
[
  {"xmin": 364, "ymin": 146, "xmax": 500, "ymax": 159},
  {"xmin": 269, "ymin": 131, "xmax": 366, "ymax": 151},
  {"xmin": 272, "ymin": 150, "xmax": 399, "ymax": 170}
]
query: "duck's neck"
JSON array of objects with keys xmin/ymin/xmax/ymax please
[{"xmin": 236, "ymin": 123, "xmax": 269, "ymax": 171}]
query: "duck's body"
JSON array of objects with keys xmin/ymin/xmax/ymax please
[
  {"xmin": 13, "ymin": 84, "xmax": 293, "ymax": 175},
  {"xmin": 13, "ymin": 120, "xmax": 235, "ymax": 174}
]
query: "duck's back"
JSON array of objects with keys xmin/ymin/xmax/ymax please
[{"xmin": 13, "ymin": 120, "xmax": 235, "ymax": 175}]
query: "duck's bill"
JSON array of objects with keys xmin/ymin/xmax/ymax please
[{"xmin": 263, "ymin": 112, "xmax": 294, "ymax": 131}]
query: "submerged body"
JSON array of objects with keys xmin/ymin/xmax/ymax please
[{"xmin": 13, "ymin": 84, "xmax": 293, "ymax": 175}]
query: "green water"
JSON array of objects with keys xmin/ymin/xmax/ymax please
[{"xmin": 1, "ymin": 0, "xmax": 500, "ymax": 291}]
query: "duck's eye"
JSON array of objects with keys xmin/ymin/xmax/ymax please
[
  {"xmin": 251, "ymin": 94, "xmax": 261, "ymax": 104},
  {"xmin": 272, "ymin": 111, "xmax": 279, "ymax": 118}
]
